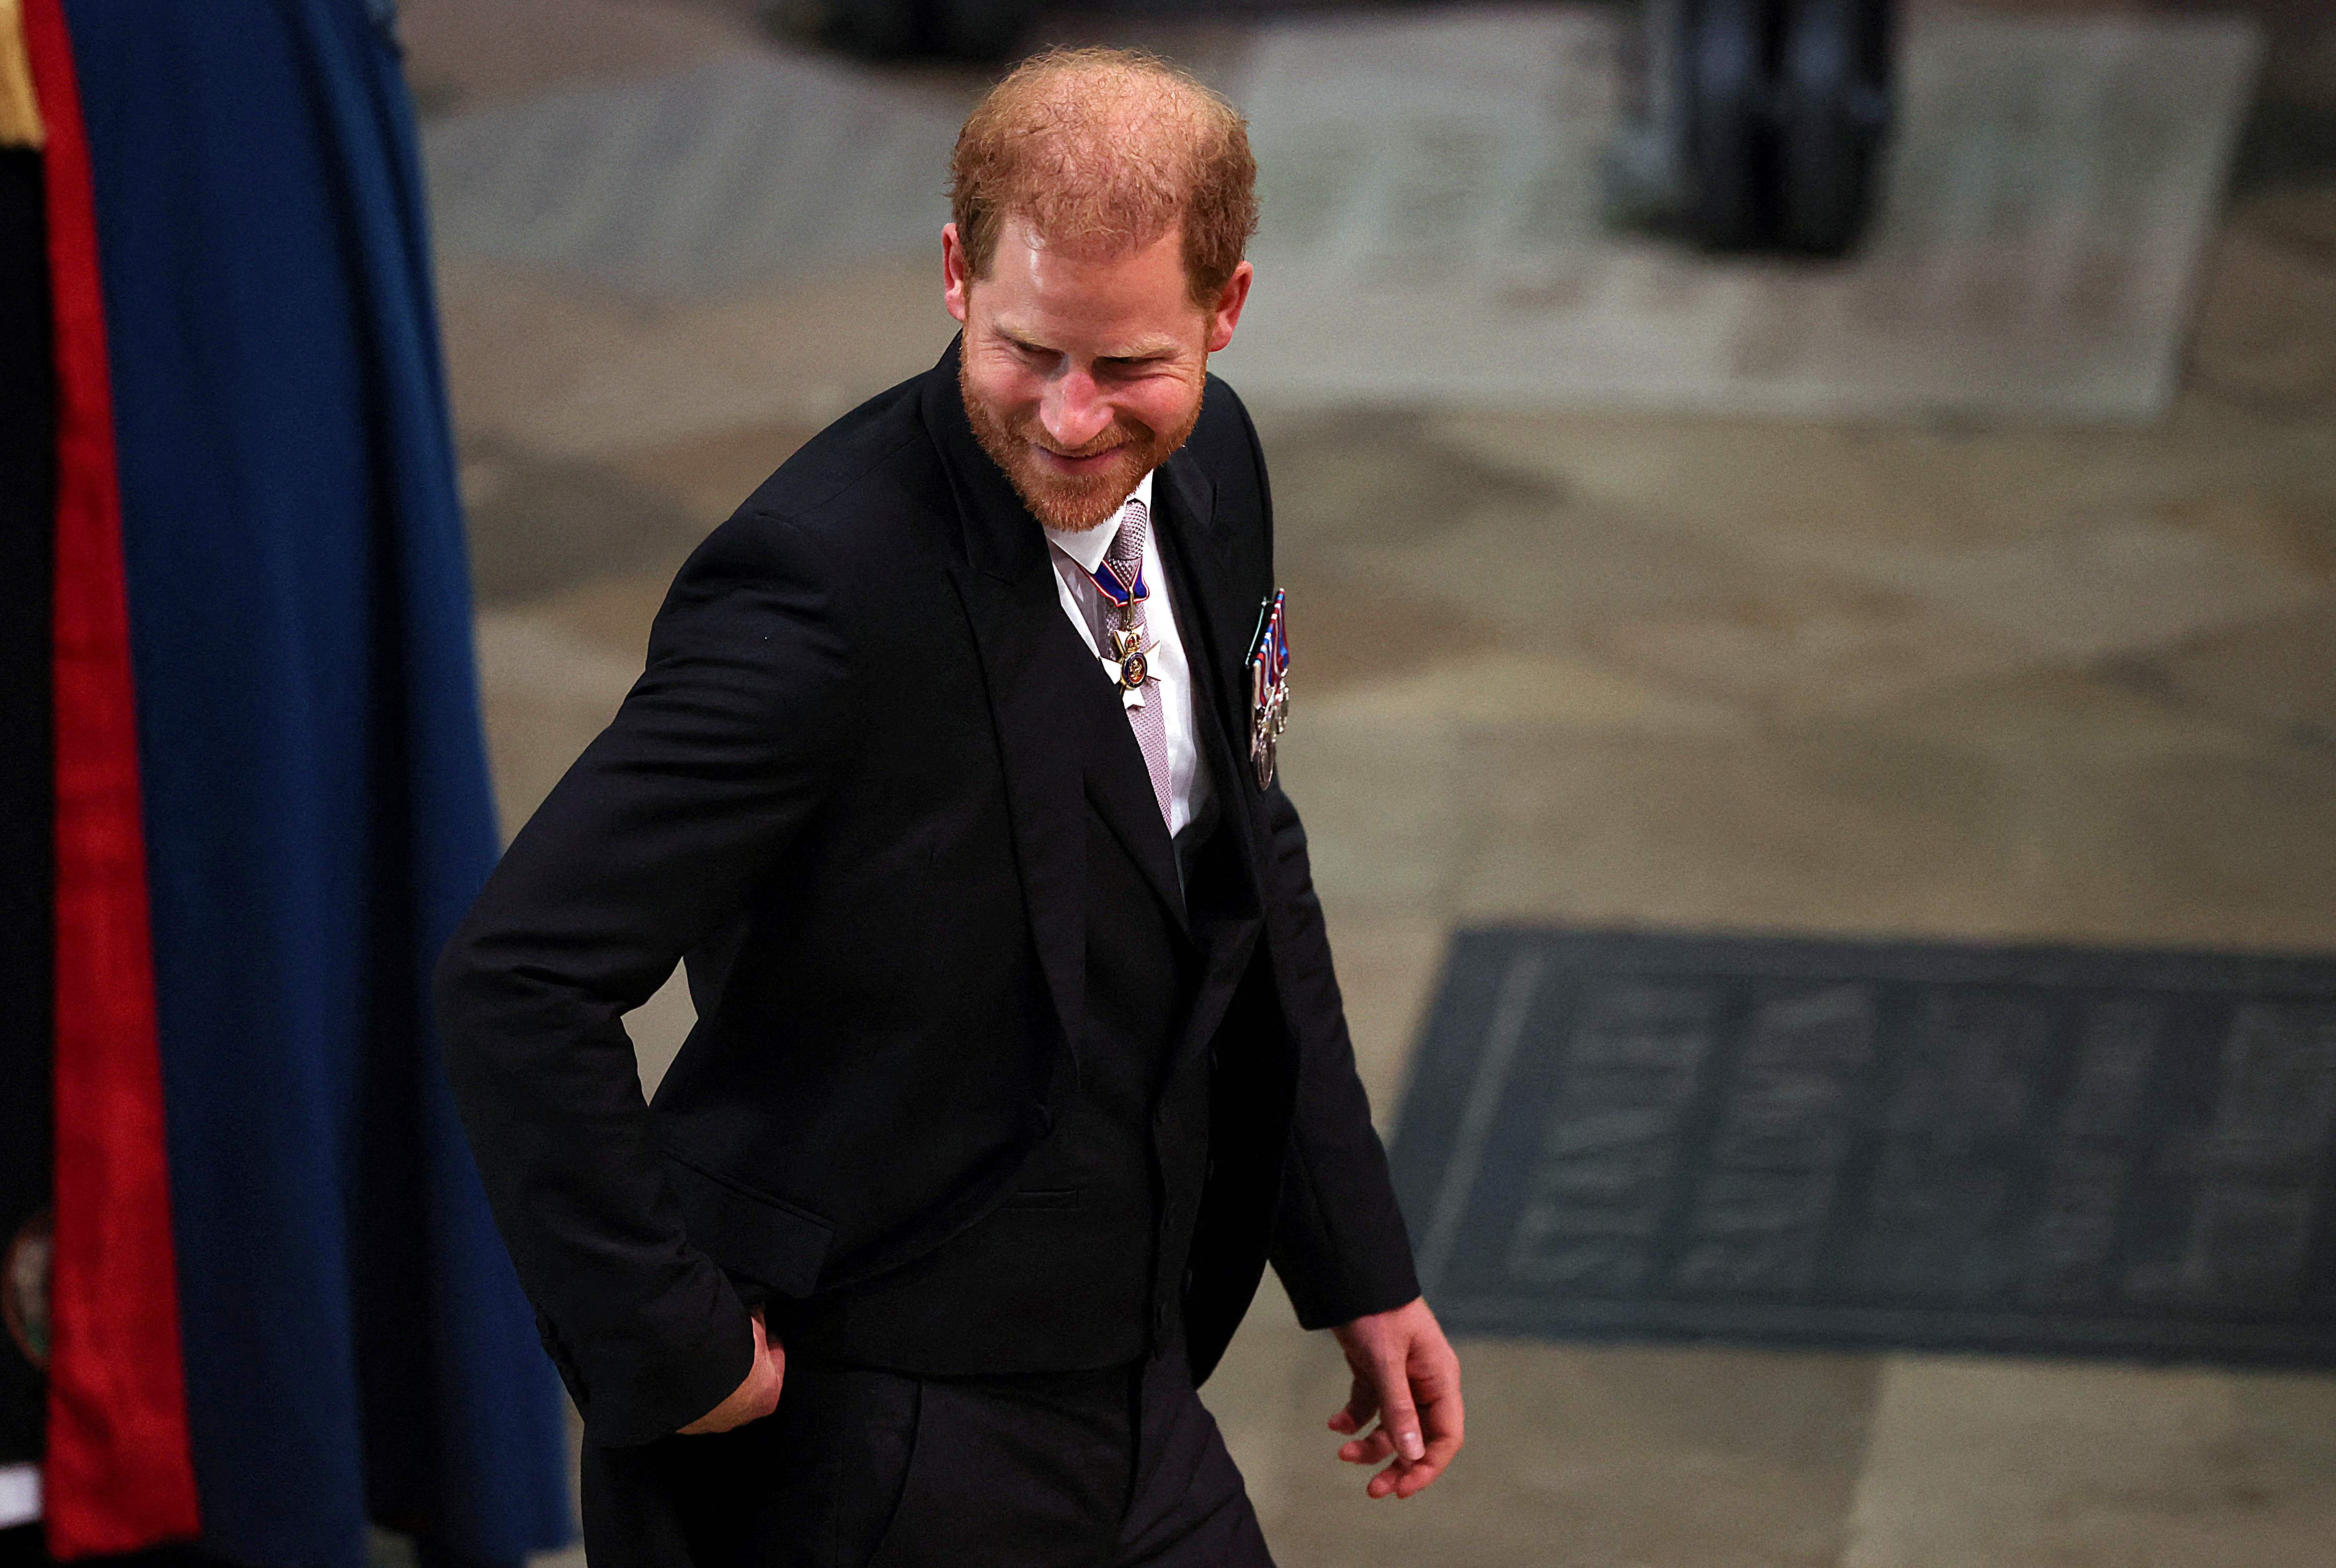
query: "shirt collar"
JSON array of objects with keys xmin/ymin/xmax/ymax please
[{"xmin": 1043, "ymin": 468, "xmax": 1154, "ymax": 575}]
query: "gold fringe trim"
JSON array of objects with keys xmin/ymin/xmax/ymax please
[{"xmin": 0, "ymin": 0, "xmax": 45, "ymax": 150}]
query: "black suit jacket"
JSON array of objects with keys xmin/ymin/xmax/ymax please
[{"xmin": 436, "ymin": 342, "xmax": 1420, "ymax": 1453}]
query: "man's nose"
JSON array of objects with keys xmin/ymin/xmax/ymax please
[{"xmin": 1040, "ymin": 370, "xmax": 1112, "ymax": 451}]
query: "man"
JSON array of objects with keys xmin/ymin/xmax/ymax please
[{"xmin": 437, "ymin": 47, "xmax": 1463, "ymax": 1568}]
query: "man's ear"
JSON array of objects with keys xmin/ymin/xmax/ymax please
[
  {"xmin": 1205, "ymin": 259, "xmax": 1253, "ymax": 354},
  {"xmin": 943, "ymin": 222, "xmax": 971, "ymax": 325}
]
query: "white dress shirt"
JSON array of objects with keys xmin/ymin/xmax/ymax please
[{"xmin": 1043, "ymin": 470, "xmax": 1213, "ymax": 839}]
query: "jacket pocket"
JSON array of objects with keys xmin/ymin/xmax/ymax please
[{"xmin": 660, "ymin": 1149, "xmax": 836, "ymax": 1298}]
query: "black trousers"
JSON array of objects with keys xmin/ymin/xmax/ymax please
[{"xmin": 581, "ymin": 1346, "xmax": 1276, "ymax": 1568}]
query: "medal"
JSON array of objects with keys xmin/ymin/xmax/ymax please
[
  {"xmin": 1103, "ymin": 623, "xmax": 1148, "ymax": 705},
  {"xmin": 1073, "ymin": 513, "xmax": 1154, "ymax": 707},
  {"xmin": 1247, "ymin": 589, "xmax": 1291, "ymax": 788}
]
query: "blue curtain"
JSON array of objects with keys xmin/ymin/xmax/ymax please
[{"xmin": 61, "ymin": 1, "xmax": 573, "ymax": 1563}]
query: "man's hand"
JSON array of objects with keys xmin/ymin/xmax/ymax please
[
  {"xmin": 678, "ymin": 1308, "xmax": 784, "ymax": 1434},
  {"xmin": 1327, "ymin": 1296, "xmax": 1463, "ymax": 1500}
]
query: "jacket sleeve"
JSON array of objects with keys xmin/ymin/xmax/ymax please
[
  {"xmin": 434, "ymin": 510, "xmax": 854, "ymax": 1446},
  {"xmin": 1212, "ymin": 383, "xmax": 1423, "ymax": 1327},
  {"xmin": 1261, "ymin": 779, "xmax": 1425, "ymax": 1329}
]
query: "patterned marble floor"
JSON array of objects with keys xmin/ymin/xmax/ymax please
[{"xmin": 403, "ymin": 1, "xmax": 2336, "ymax": 1562}]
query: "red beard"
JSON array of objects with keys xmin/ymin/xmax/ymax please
[{"xmin": 960, "ymin": 357, "xmax": 1203, "ymax": 531}]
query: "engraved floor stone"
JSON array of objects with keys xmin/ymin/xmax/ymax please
[
  {"xmin": 1507, "ymin": 981, "xmax": 1720, "ymax": 1292},
  {"xmin": 1678, "ymin": 986, "xmax": 1878, "ymax": 1298},
  {"xmin": 1393, "ymin": 928, "xmax": 2336, "ymax": 1363}
]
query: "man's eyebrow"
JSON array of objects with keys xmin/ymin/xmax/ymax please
[
  {"xmin": 1098, "ymin": 341, "xmax": 1180, "ymax": 362},
  {"xmin": 991, "ymin": 326, "xmax": 1180, "ymax": 361}
]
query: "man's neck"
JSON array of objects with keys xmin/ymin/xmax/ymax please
[{"xmin": 1044, "ymin": 469, "xmax": 1155, "ymax": 571}]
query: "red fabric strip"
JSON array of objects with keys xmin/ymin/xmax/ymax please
[{"xmin": 21, "ymin": 0, "xmax": 202, "ymax": 1554}]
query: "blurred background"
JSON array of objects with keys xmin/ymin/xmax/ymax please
[
  {"xmin": 401, "ymin": 0, "xmax": 2336, "ymax": 1565},
  {"xmin": 13, "ymin": 0, "xmax": 2336, "ymax": 1563}
]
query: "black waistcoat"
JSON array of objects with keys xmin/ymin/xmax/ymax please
[
  {"xmin": 774, "ymin": 789, "xmax": 1251, "ymax": 1374},
  {"xmin": 772, "ymin": 536, "xmax": 1261, "ymax": 1375}
]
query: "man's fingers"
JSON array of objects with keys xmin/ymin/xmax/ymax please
[
  {"xmin": 1414, "ymin": 1348, "xmax": 1465, "ymax": 1476},
  {"xmin": 1422, "ymin": 1389, "xmax": 1463, "ymax": 1463},
  {"xmin": 1371, "ymin": 1356, "xmax": 1426, "ymax": 1463},
  {"xmin": 1366, "ymin": 1448, "xmax": 1440, "ymax": 1500},
  {"xmin": 1329, "ymin": 1297, "xmax": 1466, "ymax": 1501},
  {"xmin": 1359, "ymin": 1347, "xmax": 1461, "ymax": 1496},
  {"xmin": 1327, "ymin": 1372, "xmax": 1379, "ymax": 1435},
  {"xmin": 1375, "ymin": 1384, "xmax": 1463, "ymax": 1498},
  {"xmin": 1364, "ymin": 1454, "xmax": 1414, "ymax": 1499}
]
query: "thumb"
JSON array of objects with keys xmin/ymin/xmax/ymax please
[{"xmin": 1373, "ymin": 1357, "xmax": 1426, "ymax": 1463}]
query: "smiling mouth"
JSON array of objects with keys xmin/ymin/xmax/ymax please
[{"xmin": 1031, "ymin": 442, "xmax": 1128, "ymax": 472}]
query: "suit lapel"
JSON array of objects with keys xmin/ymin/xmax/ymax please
[
  {"xmin": 1156, "ymin": 449, "xmax": 1252, "ymax": 750},
  {"xmin": 1080, "ymin": 694, "xmax": 1191, "ymax": 934},
  {"xmin": 924, "ymin": 347, "xmax": 1197, "ymax": 1035},
  {"xmin": 926, "ymin": 352, "xmax": 1090, "ymax": 1055},
  {"xmin": 1152, "ymin": 446, "xmax": 1269, "ymax": 1072},
  {"xmin": 1155, "ymin": 447, "xmax": 1256, "ymax": 835},
  {"xmin": 947, "ymin": 560, "xmax": 1093, "ymax": 1057}
]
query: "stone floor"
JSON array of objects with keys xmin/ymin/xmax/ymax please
[{"xmin": 405, "ymin": 1, "xmax": 2336, "ymax": 1563}]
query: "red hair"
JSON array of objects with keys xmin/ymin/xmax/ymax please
[{"xmin": 949, "ymin": 47, "xmax": 1259, "ymax": 308}]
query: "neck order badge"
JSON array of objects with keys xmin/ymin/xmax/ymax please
[
  {"xmin": 1247, "ymin": 589, "xmax": 1289, "ymax": 789},
  {"xmin": 1096, "ymin": 508, "xmax": 1152, "ymax": 701}
]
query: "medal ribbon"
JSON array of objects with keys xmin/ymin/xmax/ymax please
[{"xmin": 1086, "ymin": 554, "xmax": 1145, "ymax": 610}]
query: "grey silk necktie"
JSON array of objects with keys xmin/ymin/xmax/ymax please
[{"xmin": 1101, "ymin": 501, "xmax": 1176, "ymax": 831}]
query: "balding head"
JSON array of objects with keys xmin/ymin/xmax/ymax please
[{"xmin": 949, "ymin": 47, "xmax": 1259, "ymax": 309}]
